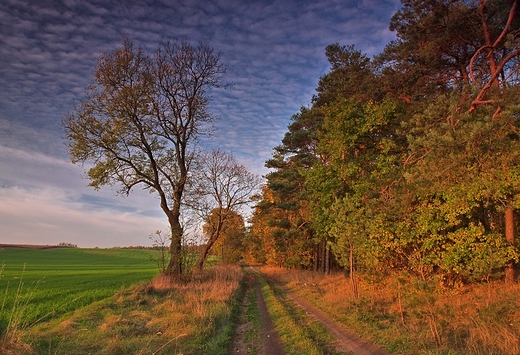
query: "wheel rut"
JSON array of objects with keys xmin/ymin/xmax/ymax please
[
  {"xmin": 279, "ymin": 285, "xmax": 390, "ymax": 355},
  {"xmin": 255, "ymin": 275, "xmax": 285, "ymax": 355}
]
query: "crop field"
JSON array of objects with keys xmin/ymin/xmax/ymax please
[{"xmin": 0, "ymin": 247, "xmax": 158, "ymax": 335}]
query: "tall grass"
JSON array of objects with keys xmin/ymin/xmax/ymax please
[
  {"xmin": 261, "ymin": 266, "xmax": 520, "ymax": 355},
  {"xmin": 1, "ymin": 264, "xmax": 38, "ymax": 345}
]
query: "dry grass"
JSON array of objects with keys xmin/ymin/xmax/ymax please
[
  {"xmin": 9, "ymin": 264, "xmax": 243, "ymax": 355},
  {"xmin": 261, "ymin": 266, "xmax": 520, "ymax": 355}
]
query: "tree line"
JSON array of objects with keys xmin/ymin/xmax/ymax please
[{"xmin": 245, "ymin": 0, "xmax": 520, "ymax": 286}]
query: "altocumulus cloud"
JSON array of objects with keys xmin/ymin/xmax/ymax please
[{"xmin": 0, "ymin": 0, "xmax": 400, "ymax": 246}]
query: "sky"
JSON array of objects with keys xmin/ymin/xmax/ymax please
[{"xmin": 0, "ymin": 0, "xmax": 401, "ymax": 248}]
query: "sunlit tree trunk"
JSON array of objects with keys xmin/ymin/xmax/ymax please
[
  {"xmin": 321, "ymin": 239, "xmax": 327, "ymax": 273},
  {"xmin": 164, "ymin": 184, "xmax": 184, "ymax": 279},
  {"xmin": 325, "ymin": 245, "xmax": 330, "ymax": 275},
  {"xmin": 195, "ymin": 229, "xmax": 221, "ymax": 272},
  {"xmin": 350, "ymin": 243, "xmax": 358, "ymax": 300},
  {"xmin": 505, "ymin": 208, "xmax": 515, "ymax": 283},
  {"xmin": 313, "ymin": 244, "xmax": 319, "ymax": 272},
  {"xmin": 167, "ymin": 221, "xmax": 183, "ymax": 278}
]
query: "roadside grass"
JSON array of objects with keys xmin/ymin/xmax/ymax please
[
  {"xmin": 7, "ymin": 263, "xmax": 243, "ymax": 355},
  {"xmin": 261, "ymin": 266, "xmax": 520, "ymax": 355},
  {"xmin": 256, "ymin": 270, "xmax": 346, "ymax": 355},
  {"xmin": 0, "ymin": 248, "xmax": 158, "ymax": 346}
]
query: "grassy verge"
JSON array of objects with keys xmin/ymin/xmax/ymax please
[
  {"xmin": 243, "ymin": 279, "xmax": 261, "ymax": 354},
  {"xmin": 261, "ymin": 266, "xmax": 520, "ymax": 355},
  {"xmin": 4, "ymin": 264, "xmax": 243, "ymax": 355}
]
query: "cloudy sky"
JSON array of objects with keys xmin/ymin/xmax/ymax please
[{"xmin": 0, "ymin": 0, "xmax": 401, "ymax": 248}]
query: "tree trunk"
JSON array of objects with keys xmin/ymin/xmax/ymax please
[
  {"xmin": 325, "ymin": 244, "xmax": 330, "ymax": 275},
  {"xmin": 350, "ymin": 243, "xmax": 358, "ymax": 300},
  {"xmin": 166, "ymin": 216, "xmax": 183, "ymax": 279},
  {"xmin": 195, "ymin": 217, "xmax": 224, "ymax": 271},
  {"xmin": 321, "ymin": 240, "xmax": 327, "ymax": 273},
  {"xmin": 313, "ymin": 243, "xmax": 319, "ymax": 272},
  {"xmin": 505, "ymin": 208, "xmax": 515, "ymax": 283},
  {"xmin": 162, "ymin": 182, "xmax": 185, "ymax": 279},
  {"xmin": 195, "ymin": 238, "xmax": 214, "ymax": 271}
]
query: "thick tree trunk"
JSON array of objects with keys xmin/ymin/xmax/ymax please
[
  {"xmin": 162, "ymin": 182, "xmax": 185, "ymax": 280},
  {"xmin": 505, "ymin": 208, "xmax": 515, "ymax": 283},
  {"xmin": 166, "ymin": 216, "xmax": 183, "ymax": 279}
]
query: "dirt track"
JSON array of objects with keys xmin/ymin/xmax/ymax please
[
  {"xmin": 247, "ymin": 266, "xmax": 391, "ymax": 355},
  {"xmin": 278, "ymin": 283, "xmax": 390, "ymax": 355},
  {"xmin": 255, "ymin": 277, "xmax": 285, "ymax": 355},
  {"xmin": 231, "ymin": 271, "xmax": 285, "ymax": 355}
]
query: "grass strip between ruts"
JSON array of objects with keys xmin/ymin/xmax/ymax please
[{"xmin": 257, "ymin": 272, "xmax": 325, "ymax": 355}]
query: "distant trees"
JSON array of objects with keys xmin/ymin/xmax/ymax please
[
  {"xmin": 249, "ymin": 0, "xmax": 520, "ymax": 285},
  {"xmin": 58, "ymin": 242, "xmax": 78, "ymax": 248},
  {"xmin": 64, "ymin": 37, "xmax": 229, "ymax": 279}
]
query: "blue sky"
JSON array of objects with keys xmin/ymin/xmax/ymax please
[{"xmin": 0, "ymin": 0, "xmax": 401, "ymax": 247}]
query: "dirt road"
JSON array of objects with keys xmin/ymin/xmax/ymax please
[
  {"xmin": 278, "ymin": 283, "xmax": 390, "ymax": 355},
  {"xmin": 250, "ymin": 268, "xmax": 389, "ymax": 355},
  {"xmin": 231, "ymin": 272, "xmax": 285, "ymax": 355}
]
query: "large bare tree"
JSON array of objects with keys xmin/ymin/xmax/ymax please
[{"xmin": 63, "ymin": 37, "xmax": 227, "ymax": 279}]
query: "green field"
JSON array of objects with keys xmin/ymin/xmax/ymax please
[{"xmin": 0, "ymin": 247, "xmax": 159, "ymax": 335}]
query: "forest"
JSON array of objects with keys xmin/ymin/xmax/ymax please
[{"xmin": 242, "ymin": 0, "xmax": 520, "ymax": 288}]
